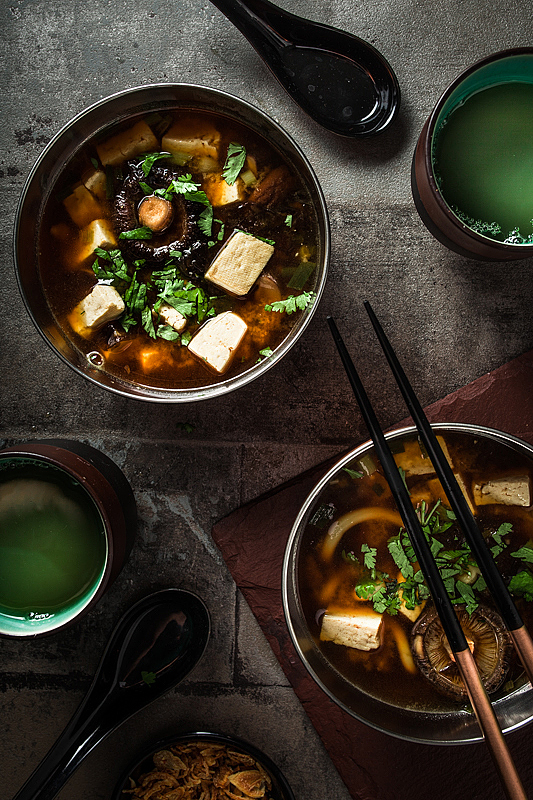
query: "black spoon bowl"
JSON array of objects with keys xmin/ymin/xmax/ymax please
[
  {"xmin": 12, "ymin": 588, "xmax": 211, "ymax": 800},
  {"xmin": 208, "ymin": 0, "xmax": 400, "ymax": 137}
]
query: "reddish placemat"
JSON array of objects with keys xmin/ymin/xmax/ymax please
[{"xmin": 212, "ymin": 350, "xmax": 533, "ymax": 800}]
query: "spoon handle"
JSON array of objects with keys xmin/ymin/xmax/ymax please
[
  {"xmin": 12, "ymin": 690, "xmax": 118, "ymax": 800},
  {"xmin": 208, "ymin": 0, "xmax": 290, "ymax": 59}
]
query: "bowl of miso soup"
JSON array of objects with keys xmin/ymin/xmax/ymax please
[
  {"xmin": 282, "ymin": 423, "xmax": 533, "ymax": 743},
  {"xmin": 412, "ymin": 48, "xmax": 533, "ymax": 261},
  {"xmin": 15, "ymin": 84, "xmax": 329, "ymax": 401}
]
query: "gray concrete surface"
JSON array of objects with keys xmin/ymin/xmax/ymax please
[{"xmin": 1, "ymin": 2, "xmax": 533, "ymax": 799}]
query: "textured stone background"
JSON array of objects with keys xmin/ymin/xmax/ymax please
[{"xmin": 1, "ymin": 1, "xmax": 533, "ymax": 799}]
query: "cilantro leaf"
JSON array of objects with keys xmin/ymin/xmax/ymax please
[
  {"xmin": 508, "ymin": 569, "xmax": 533, "ymax": 602},
  {"xmin": 139, "ymin": 152, "xmax": 171, "ymax": 177},
  {"xmin": 510, "ymin": 543, "xmax": 533, "ymax": 564},
  {"xmin": 222, "ymin": 142, "xmax": 246, "ymax": 185},
  {"xmin": 197, "ymin": 205, "xmax": 214, "ymax": 237},
  {"xmin": 157, "ymin": 324, "xmax": 181, "ymax": 341},
  {"xmin": 265, "ymin": 292, "xmax": 315, "ymax": 314},
  {"xmin": 388, "ymin": 536, "xmax": 413, "ymax": 579},
  {"xmin": 119, "ymin": 226, "xmax": 153, "ymax": 241},
  {"xmin": 361, "ymin": 543, "xmax": 377, "ymax": 572},
  {"xmin": 141, "ymin": 670, "xmax": 157, "ymax": 686}
]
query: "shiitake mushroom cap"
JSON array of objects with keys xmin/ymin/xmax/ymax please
[
  {"xmin": 113, "ymin": 161, "xmax": 209, "ymax": 265},
  {"xmin": 410, "ymin": 603, "xmax": 513, "ymax": 700}
]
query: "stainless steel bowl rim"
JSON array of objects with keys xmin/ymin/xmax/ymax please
[{"xmin": 282, "ymin": 422, "xmax": 533, "ymax": 745}]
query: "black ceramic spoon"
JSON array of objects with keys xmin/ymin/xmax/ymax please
[
  {"xmin": 12, "ymin": 588, "xmax": 210, "ymax": 800},
  {"xmin": 208, "ymin": 0, "xmax": 400, "ymax": 136}
]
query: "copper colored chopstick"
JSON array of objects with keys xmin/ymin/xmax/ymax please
[
  {"xmin": 363, "ymin": 299, "xmax": 533, "ymax": 686},
  {"xmin": 327, "ymin": 315, "xmax": 527, "ymax": 800}
]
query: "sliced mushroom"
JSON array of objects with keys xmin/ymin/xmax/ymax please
[
  {"xmin": 138, "ymin": 195, "xmax": 174, "ymax": 232},
  {"xmin": 410, "ymin": 604, "xmax": 513, "ymax": 699}
]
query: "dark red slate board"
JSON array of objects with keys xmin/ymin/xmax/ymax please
[{"xmin": 212, "ymin": 349, "xmax": 533, "ymax": 800}]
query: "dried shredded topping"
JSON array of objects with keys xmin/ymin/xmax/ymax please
[{"xmin": 124, "ymin": 741, "xmax": 274, "ymax": 800}]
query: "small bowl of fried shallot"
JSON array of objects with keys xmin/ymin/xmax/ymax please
[{"xmin": 113, "ymin": 731, "xmax": 295, "ymax": 800}]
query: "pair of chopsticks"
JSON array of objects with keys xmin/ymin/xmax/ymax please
[{"xmin": 327, "ymin": 302, "xmax": 533, "ymax": 800}]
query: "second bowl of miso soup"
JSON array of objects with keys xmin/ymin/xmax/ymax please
[
  {"xmin": 15, "ymin": 84, "xmax": 329, "ymax": 402},
  {"xmin": 282, "ymin": 424, "xmax": 533, "ymax": 744}
]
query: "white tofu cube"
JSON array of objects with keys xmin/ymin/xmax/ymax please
[
  {"xmin": 204, "ymin": 174, "xmax": 246, "ymax": 207},
  {"xmin": 96, "ymin": 120, "xmax": 159, "ymax": 167},
  {"xmin": 159, "ymin": 302, "xmax": 187, "ymax": 333},
  {"xmin": 473, "ymin": 475, "xmax": 531, "ymax": 507},
  {"xmin": 393, "ymin": 435, "xmax": 453, "ymax": 476},
  {"xmin": 70, "ymin": 284, "xmax": 125, "ymax": 336},
  {"xmin": 76, "ymin": 219, "xmax": 117, "ymax": 265},
  {"xmin": 63, "ymin": 184, "xmax": 103, "ymax": 228},
  {"xmin": 188, "ymin": 312, "xmax": 247, "ymax": 374},
  {"xmin": 162, "ymin": 117, "xmax": 220, "ymax": 160},
  {"xmin": 83, "ymin": 168, "xmax": 108, "ymax": 201},
  {"xmin": 205, "ymin": 230, "xmax": 274, "ymax": 297},
  {"xmin": 320, "ymin": 609, "xmax": 383, "ymax": 651}
]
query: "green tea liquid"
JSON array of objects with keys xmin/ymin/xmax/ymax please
[
  {"xmin": 434, "ymin": 82, "xmax": 533, "ymax": 242},
  {"xmin": 0, "ymin": 463, "xmax": 106, "ymax": 622}
]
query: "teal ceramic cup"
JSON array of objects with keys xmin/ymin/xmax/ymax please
[
  {"xmin": 412, "ymin": 48, "xmax": 533, "ymax": 260},
  {"xmin": 0, "ymin": 440, "xmax": 136, "ymax": 637}
]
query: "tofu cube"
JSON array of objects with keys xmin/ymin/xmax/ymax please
[
  {"xmin": 82, "ymin": 168, "xmax": 108, "ymax": 201},
  {"xmin": 393, "ymin": 435, "xmax": 453, "ymax": 477},
  {"xmin": 63, "ymin": 184, "xmax": 103, "ymax": 228},
  {"xmin": 204, "ymin": 174, "xmax": 246, "ymax": 206},
  {"xmin": 96, "ymin": 120, "xmax": 159, "ymax": 167},
  {"xmin": 70, "ymin": 284, "xmax": 125, "ymax": 336},
  {"xmin": 320, "ymin": 609, "xmax": 383, "ymax": 651},
  {"xmin": 76, "ymin": 219, "xmax": 117, "ymax": 265},
  {"xmin": 205, "ymin": 230, "xmax": 274, "ymax": 297},
  {"xmin": 473, "ymin": 475, "xmax": 531, "ymax": 507},
  {"xmin": 159, "ymin": 302, "xmax": 187, "ymax": 333},
  {"xmin": 162, "ymin": 117, "xmax": 220, "ymax": 160},
  {"xmin": 188, "ymin": 312, "xmax": 247, "ymax": 374}
]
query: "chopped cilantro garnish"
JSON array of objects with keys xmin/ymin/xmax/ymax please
[
  {"xmin": 285, "ymin": 214, "xmax": 293, "ymax": 227},
  {"xmin": 139, "ymin": 151, "xmax": 171, "ymax": 177},
  {"xmin": 343, "ymin": 467, "xmax": 364, "ymax": 480},
  {"xmin": 388, "ymin": 535, "xmax": 413, "ymax": 579},
  {"xmin": 256, "ymin": 346, "xmax": 274, "ymax": 363},
  {"xmin": 361, "ymin": 543, "xmax": 377, "ymax": 573},
  {"xmin": 157, "ymin": 324, "xmax": 181, "ymax": 341},
  {"xmin": 119, "ymin": 226, "xmax": 153, "ymax": 240},
  {"xmin": 265, "ymin": 292, "xmax": 315, "ymax": 314},
  {"xmin": 141, "ymin": 670, "xmax": 157, "ymax": 686},
  {"xmin": 222, "ymin": 142, "xmax": 247, "ymax": 185},
  {"xmin": 510, "ymin": 543, "xmax": 533, "ymax": 563},
  {"xmin": 508, "ymin": 569, "xmax": 533, "ymax": 601}
]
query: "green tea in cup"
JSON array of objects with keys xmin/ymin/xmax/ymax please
[
  {"xmin": 0, "ymin": 457, "xmax": 108, "ymax": 636},
  {"xmin": 413, "ymin": 49, "xmax": 533, "ymax": 260},
  {"xmin": 433, "ymin": 80, "xmax": 533, "ymax": 244}
]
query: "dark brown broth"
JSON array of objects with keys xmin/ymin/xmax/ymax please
[
  {"xmin": 38, "ymin": 111, "xmax": 319, "ymax": 390},
  {"xmin": 298, "ymin": 432, "xmax": 533, "ymax": 712}
]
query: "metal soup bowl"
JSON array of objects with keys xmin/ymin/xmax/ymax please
[
  {"xmin": 282, "ymin": 423, "xmax": 533, "ymax": 744},
  {"xmin": 14, "ymin": 84, "xmax": 330, "ymax": 403}
]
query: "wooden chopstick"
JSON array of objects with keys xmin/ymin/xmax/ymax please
[
  {"xmin": 327, "ymin": 314, "xmax": 527, "ymax": 800},
  {"xmin": 363, "ymin": 299, "xmax": 533, "ymax": 686}
]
